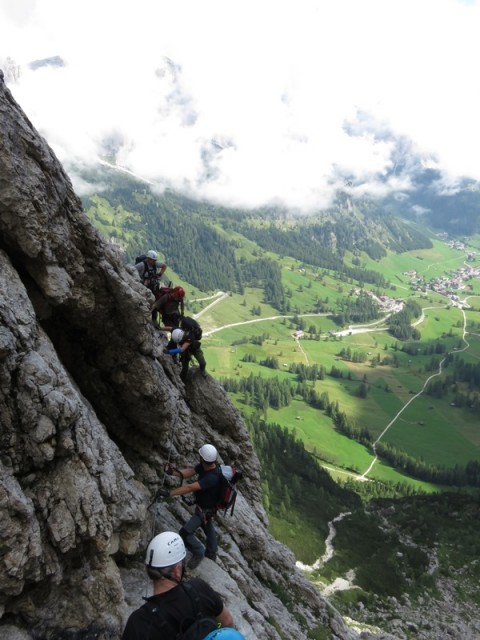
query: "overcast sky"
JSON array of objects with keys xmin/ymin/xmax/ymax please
[{"xmin": 1, "ymin": 0, "xmax": 479, "ymax": 211}]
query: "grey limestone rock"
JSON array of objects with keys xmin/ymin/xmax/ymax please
[{"xmin": 0, "ymin": 72, "xmax": 363, "ymax": 640}]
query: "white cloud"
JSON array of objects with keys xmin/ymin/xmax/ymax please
[{"xmin": 1, "ymin": 0, "xmax": 480, "ymax": 211}]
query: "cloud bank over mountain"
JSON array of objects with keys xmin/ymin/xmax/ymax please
[{"xmin": 1, "ymin": 0, "xmax": 479, "ymax": 211}]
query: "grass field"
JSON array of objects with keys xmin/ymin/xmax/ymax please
[
  {"xmin": 94, "ymin": 195, "xmax": 480, "ymax": 494},
  {"xmin": 199, "ymin": 237, "xmax": 480, "ymax": 491}
]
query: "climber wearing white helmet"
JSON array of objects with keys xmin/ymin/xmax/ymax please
[
  {"xmin": 134, "ymin": 249, "xmax": 167, "ymax": 323},
  {"xmin": 165, "ymin": 317, "xmax": 206, "ymax": 382},
  {"xmin": 134, "ymin": 250, "xmax": 167, "ymax": 288},
  {"xmin": 157, "ymin": 444, "xmax": 222, "ymax": 570},
  {"xmin": 121, "ymin": 531, "xmax": 235, "ymax": 640}
]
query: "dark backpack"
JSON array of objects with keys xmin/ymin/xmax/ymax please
[
  {"xmin": 146, "ymin": 582, "xmax": 219, "ymax": 639},
  {"xmin": 135, "ymin": 254, "xmax": 147, "ymax": 264},
  {"xmin": 217, "ymin": 465, "xmax": 242, "ymax": 516},
  {"xmin": 181, "ymin": 317, "xmax": 203, "ymax": 341},
  {"xmin": 180, "ymin": 617, "xmax": 219, "ymax": 640}
]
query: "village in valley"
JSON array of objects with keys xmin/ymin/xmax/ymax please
[
  {"xmin": 402, "ymin": 236, "xmax": 480, "ymax": 309},
  {"xmin": 329, "ymin": 236, "xmax": 480, "ymax": 338}
]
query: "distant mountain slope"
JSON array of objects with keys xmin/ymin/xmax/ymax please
[
  {"xmin": 80, "ymin": 164, "xmax": 433, "ymax": 296},
  {"xmin": 382, "ymin": 169, "xmax": 480, "ymax": 235},
  {"xmin": 82, "ymin": 176, "xmax": 238, "ymax": 291},
  {"xmin": 341, "ymin": 115, "xmax": 480, "ymax": 235}
]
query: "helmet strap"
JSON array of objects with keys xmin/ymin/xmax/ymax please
[{"xmin": 147, "ymin": 549, "xmax": 154, "ymax": 567}]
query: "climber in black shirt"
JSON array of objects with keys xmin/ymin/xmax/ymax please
[{"xmin": 121, "ymin": 531, "xmax": 234, "ymax": 640}]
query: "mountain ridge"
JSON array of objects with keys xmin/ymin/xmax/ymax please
[{"xmin": 78, "ymin": 164, "xmax": 434, "ymax": 299}]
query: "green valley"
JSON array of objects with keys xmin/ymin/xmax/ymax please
[
  {"xmin": 81, "ymin": 175, "xmax": 480, "ymax": 634},
  {"xmin": 81, "ymin": 176, "xmax": 480, "ymax": 493}
]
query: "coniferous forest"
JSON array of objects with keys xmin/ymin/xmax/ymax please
[{"xmin": 83, "ymin": 182, "xmax": 434, "ymax": 299}]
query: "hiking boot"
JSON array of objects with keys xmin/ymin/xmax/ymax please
[
  {"xmin": 187, "ymin": 555, "xmax": 204, "ymax": 570},
  {"xmin": 205, "ymin": 551, "xmax": 217, "ymax": 561}
]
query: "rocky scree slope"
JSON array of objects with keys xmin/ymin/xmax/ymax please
[{"xmin": 0, "ymin": 72, "xmax": 383, "ymax": 640}]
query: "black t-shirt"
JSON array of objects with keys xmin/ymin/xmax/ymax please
[
  {"xmin": 122, "ymin": 577, "xmax": 224, "ymax": 640},
  {"xmin": 179, "ymin": 330, "xmax": 201, "ymax": 352},
  {"xmin": 194, "ymin": 465, "xmax": 222, "ymax": 510}
]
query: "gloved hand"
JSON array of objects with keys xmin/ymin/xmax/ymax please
[
  {"xmin": 156, "ymin": 488, "xmax": 170, "ymax": 499},
  {"xmin": 168, "ymin": 348, "xmax": 182, "ymax": 355}
]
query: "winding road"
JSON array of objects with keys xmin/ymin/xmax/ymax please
[
  {"xmin": 194, "ymin": 287, "xmax": 480, "ymax": 589},
  {"xmin": 199, "ymin": 312, "xmax": 330, "ymax": 337},
  {"xmin": 193, "ymin": 287, "xmax": 480, "ymax": 481}
]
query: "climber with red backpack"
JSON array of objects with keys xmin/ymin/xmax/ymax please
[
  {"xmin": 152, "ymin": 285, "xmax": 185, "ymax": 327},
  {"xmin": 157, "ymin": 445, "xmax": 242, "ymax": 571}
]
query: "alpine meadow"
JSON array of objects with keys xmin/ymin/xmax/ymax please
[{"xmin": 81, "ymin": 164, "xmax": 480, "ymax": 637}]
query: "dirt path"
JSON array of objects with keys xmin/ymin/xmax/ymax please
[
  {"xmin": 202, "ymin": 311, "xmax": 329, "ymax": 337},
  {"xmin": 193, "ymin": 291, "xmax": 229, "ymax": 319},
  {"xmin": 319, "ymin": 462, "xmax": 369, "ymax": 481},
  {"xmin": 293, "ymin": 334, "xmax": 309, "ymax": 364},
  {"xmin": 360, "ymin": 303, "xmax": 472, "ymax": 479},
  {"xmin": 196, "ymin": 290, "xmax": 480, "ymax": 481}
]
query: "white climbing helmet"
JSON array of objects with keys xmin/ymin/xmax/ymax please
[
  {"xmin": 147, "ymin": 250, "xmax": 157, "ymax": 260},
  {"xmin": 172, "ymin": 328, "xmax": 185, "ymax": 343},
  {"xmin": 199, "ymin": 444, "xmax": 218, "ymax": 463},
  {"xmin": 145, "ymin": 531, "xmax": 186, "ymax": 568}
]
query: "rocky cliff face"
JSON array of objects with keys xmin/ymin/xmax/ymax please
[{"xmin": 0, "ymin": 71, "xmax": 374, "ymax": 640}]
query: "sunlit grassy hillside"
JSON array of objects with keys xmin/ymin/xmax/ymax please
[
  {"xmin": 84, "ymin": 186, "xmax": 480, "ymax": 490},
  {"xmin": 198, "ymin": 240, "xmax": 480, "ymax": 488}
]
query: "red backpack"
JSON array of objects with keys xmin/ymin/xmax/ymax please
[{"xmin": 217, "ymin": 466, "xmax": 242, "ymax": 516}]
